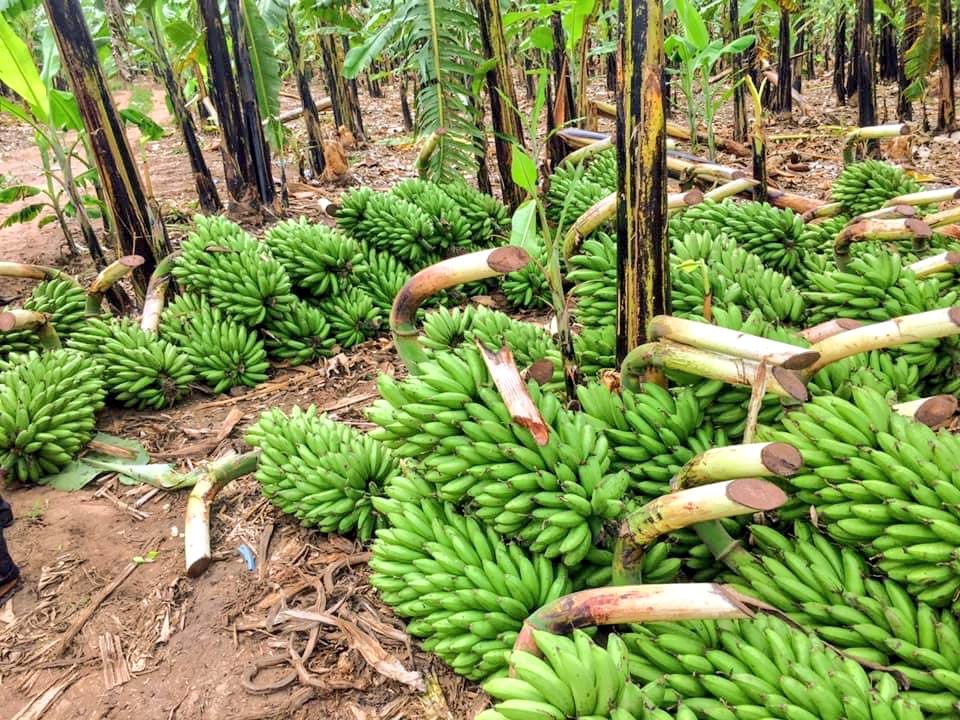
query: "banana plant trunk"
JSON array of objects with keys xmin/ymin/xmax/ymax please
[
  {"xmin": 616, "ymin": 0, "xmax": 669, "ymax": 364},
  {"xmin": 834, "ymin": 12, "xmax": 847, "ymax": 104},
  {"xmin": 226, "ymin": 0, "xmax": 275, "ymax": 206},
  {"xmin": 285, "ymin": 10, "xmax": 325, "ymax": 179},
  {"xmin": 938, "ymin": 0, "xmax": 957, "ymax": 130},
  {"xmin": 878, "ymin": 15, "xmax": 897, "ymax": 81},
  {"xmin": 474, "ymin": 0, "xmax": 525, "ymax": 208},
  {"xmin": 855, "ymin": 0, "xmax": 877, "ymax": 148},
  {"xmin": 42, "ymin": 0, "xmax": 170, "ymax": 294},
  {"xmin": 776, "ymin": 8, "xmax": 792, "ymax": 114},
  {"xmin": 547, "ymin": 14, "xmax": 576, "ymax": 167},
  {"xmin": 144, "ymin": 8, "xmax": 220, "ymax": 213},
  {"xmin": 198, "ymin": 0, "xmax": 258, "ymax": 208},
  {"xmin": 319, "ymin": 35, "xmax": 366, "ymax": 143}
]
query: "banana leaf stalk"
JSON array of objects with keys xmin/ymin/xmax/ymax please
[
  {"xmin": 834, "ymin": 218, "xmax": 933, "ymax": 267},
  {"xmin": 909, "ymin": 250, "xmax": 960, "ymax": 278},
  {"xmin": 885, "ymin": 187, "xmax": 960, "ymax": 207},
  {"xmin": 670, "ymin": 442, "xmax": 803, "ymax": 491},
  {"xmin": 86, "ymin": 255, "xmax": 144, "ymax": 314},
  {"xmin": 799, "ymin": 318, "xmax": 864, "ymax": 343},
  {"xmin": 745, "ymin": 76, "xmax": 766, "ymax": 203},
  {"xmin": 808, "ymin": 307, "xmax": 960, "ymax": 371},
  {"xmin": 620, "ymin": 339, "xmax": 809, "ymax": 399},
  {"xmin": 892, "ymin": 395, "xmax": 958, "ymax": 426},
  {"xmin": 617, "ymin": 0, "xmax": 668, "ymax": 364},
  {"xmin": 185, "ymin": 450, "xmax": 261, "ymax": 578},
  {"xmin": 390, "ymin": 247, "xmax": 530, "ymax": 373},
  {"xmin": 703, "ymin": 178, "xmax": 758, "ymax": 202},
  {"xmin": 852, "ymin": 204, "xmax": 917, "ymax": 222},
  {"xmin": 561, "ymin": 136, "xmax": 614, "ymax": 166},
  {"xmin": 514, "ymin": 583, "xmax": 758, "ymax": 654},
  {"xmin": 476, "ymin": 341, "xmax": 550, "ymax": 446},
  {"xmin": 140, "ymin": 254, "xmax": 176, "ymax": 332},
  {"xmin": 842, "ymin": 123, "xmax": 907, "ymax": 163},
  {"xmin": 0, "ymin": 310, "xmax": 61, "ymax": 349},
  {"xmin": 648, "ymin": 315, "xmax": 820, "ymax": 369}
]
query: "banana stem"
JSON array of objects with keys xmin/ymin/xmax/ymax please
[
  {"xmin": 670, "ymin": 442, "xmax": 803, "ymax": 491},
  {"xmin": 763, "ymin": 188, "xmax": 824, "ymax": 214},
  {"xmin": 621, "ymin": 340, "xmax": 808, "ymax": 399},
  {"xmin": 834, "ymin": 218, "xmax": 932, "ymax": 268},
  {"xmin": 86, "ymin": 255, "xmax": 145, "ymax": 315},
  {"xmin": 318, "ymin": 197, "xmax": 339, "ymax": 218},
  {"xmin": 892, "ymin": 395, "xmax": 958, "ymax": 427},
  {"xmin": 0, "ymin": 261, "xmax": 72, "ymax": 282},
  {"xmin": 0, "ymin": 309, "xmax": 61, "ymax": 349},
  {"xmin": 563, "ymin": 190, "xmax": 702, "ymax": 259},
  {"xmin": 703, "ymin": 178, "xmax": 758, "ymax": 202},
  {"xmin": 185, "ymin": 449, "xmax": 261, "ymax": 578},
  {"xmin": 415, "ymin": 129, "xmax": 446, "ymax": 178},
  {"xmin": 140, "ymin": 254, "xmax": 176, "ymax": 332},
  {"xmin": 390, "ymin": 247, "xmax": 530, "ymax": 374},
  {"xmin": 842, "ymin": 123, "xmax": 910, "ymax": 163},
  {"xmin": 798, "ymin": 318, "xmax": 863, "ymax": 344},
  {"xmin": 922, "ymin": 205, "xmax": 960, "ymax": 228},
  {"xmin": 668, "ymin": 156, "xmax": 745, "ymax": 184},
  {"xmin": 613, "ymin": 478, "xmax": 787, "ymax": 584},
  {"xmin": 561, "ymin": 136, "xmax": 614, "ymax": 166},
  {"xmin": 648, "ymin": 315, "xmax": 820, "ymax": 370},
  {"xmin": 909, "ymin": 251, "xmax": 960, "ymax": 278},
  {"xmin": 808, "ymin": 307, "xmax": 960, "ymax": 371},
  {"xmin": 885, "ymin": 187, "xmax": 960, "ymax": 208},
  {"xmin": 852, "ymin": 204, "xmax": 917, "ymax": 222},
  {"xmin": 801, "ymin": 201, "xmax": 844, "ymax": 221},
  {"xmin": 514, "ymin": 583, "xmax": 758, "ymax": 654}
]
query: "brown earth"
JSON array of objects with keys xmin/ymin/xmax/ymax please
[{"xmin": 0, "ymin": 67, "xmax": 958, "ymax": 720}]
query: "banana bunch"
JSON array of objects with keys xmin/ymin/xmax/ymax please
[
  {"xmin": 67, "ymin": 318, "xmax": 194, "ymax": 409},
  {"xmin": 0, "ymin": 277, "xmax": 89, "ymax": 357},
  {"xmin": 0, "ymin": 349, "xmax": 104, "ymax": 484},
  {"xmin": 722, "ymin": 521, "xmax": 960, "ymax": 697},
  {"xmin": 367, "ymin": 347, "xmax": 627, "ymax": 566},
  {"xmin": 336, "ymin": 187, "xmax": 439, "ymax": 266},
  {"xmin": 263, "ymin": 219, "xmax": 366, "ymax": 300},
  {"xmin": 245, "ymin": 405, "xmax": 397, "ymax": 540},
  {"xmin": 478, "ymin": 629, "xmax": 648, "ymax": 720},
  {"xmin": 369, "ymin": 493, "xmax": 572, "ymax": 680},
  {"xmin": 575, "ymin": 325, "xmax": 616, "ymax": 379},
  {"xmin": 670, "ymin": 199, "xmax": 809, "ymax": 276},
  {"xmin": 392, "ymin": 179, "xmax": 472, "ymax": 250},
  {"xmin": 626, "ymin": 613, "xmax": 925, "ymax": 720},
  {"xmin": 544, "ymin": 149, "xmax": 617, "ymax": 225},
  {"xmin": 803, "ymin": 250, "xmax": 952, "ymax": 326},
  {"xmin": 672, "ymin": 231, "xmax": 807, "ymax": 325},
  {"xmin": 501, "ymin": 238, "xmax": 551, "ymax": 309},
  {"xmin": 173, "ymin": 215, "xmax": 296, "ymax": 326},
  {"xmin": 831, "ymin": 159, "xmax": 923, "ymax": 217},
  {"xmin": 356, "ymin": 244, "xmax": 412, "ymax": 314},
  {"xmin": 318, "ymin": 288, "xmax": 382, "ymax": 348},
  {"xmin": 439, "ymin": 181, "xmax": 509, "ymax": 245},
  {"xmin": 262, "ymin": 299, "xmax": 333, "ymax": 365},
  {"xmin": 576, "ymin": 379, "xmax": 719, "ymax": 500},
  {"xmin": 568, "ymin": 231, "xmax": 617, "ymax": 331},
  {"xmin": 807, "ymin": 350, "xmax": 920, "ymax": 403},
  {"xmin": 160, "ymin": 295, "xmax": 268, "ymax": 393},
  {"xmin": 761, "ymin": 386, "xmax": 960, "ymax": 608},
  {"xmin": 419, "ymin": 306, "xmax": 563, "ymax": 386}
]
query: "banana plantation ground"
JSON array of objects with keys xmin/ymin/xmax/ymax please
[{"xmin": 1, "ymin": 73, "xmax": 960, "ymax": 720}]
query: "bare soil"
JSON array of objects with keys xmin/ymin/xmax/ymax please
[{"xmin": 0, "ymin": 68, "xmax": 958, "ymax": 719}]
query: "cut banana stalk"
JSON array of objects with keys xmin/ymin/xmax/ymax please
[
  {"xmin": 892, "ymin": 395, "xmax": 958, "ymax": 427},
  {"xmin": 670, "ymin": 442, "xmax": 803, "ymax": 490}
]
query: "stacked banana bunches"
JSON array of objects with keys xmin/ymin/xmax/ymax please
[{"xmin": 242, "ymin": 154, "xmax": 960, "ymax": 720}]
